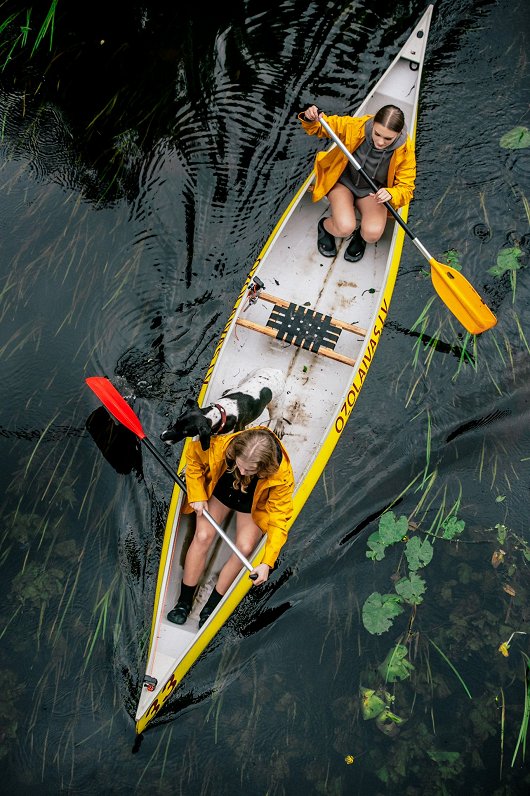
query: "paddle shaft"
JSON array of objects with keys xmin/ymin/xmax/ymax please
[
  {"xmin": 141, "ymin": 437, "xmax": 257, "ymax": 577},
  {"xmin": 318, "ymin": 116, "xmax": 432, "ymax": 260}
]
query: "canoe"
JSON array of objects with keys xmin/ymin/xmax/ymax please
[{"xmin": 135, "ymin": 4, "xmax": 434, "ymax": 735}]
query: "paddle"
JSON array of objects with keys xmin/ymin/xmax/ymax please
[
  {"xmin": 317, "ymin": 115, "xmax": 497, "ymax": 335},
  {"xmin": 85, "ymin": 376, "xmax": 258, "ymax": 579}
]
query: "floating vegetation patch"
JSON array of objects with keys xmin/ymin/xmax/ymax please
[
  {"xmin": 352, "ymin": 459, "xmax": 530, "ymax": 792},
  {"xmin": 362, "ymin": 510, "xmax": 463, "ymax": 636},
  {"xmin": 488, "ymin": 247, "xmax": 524, "ymax": 278}
]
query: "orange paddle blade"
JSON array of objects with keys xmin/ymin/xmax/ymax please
[
  {"xmin": 429, "ymin": 259, "xmax": 497, "ymax": 335},
  {"xmin": 85, "ymin": 377, "xmax": 146, "ymax": 439}
]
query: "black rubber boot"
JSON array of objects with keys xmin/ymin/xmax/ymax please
[
  {"xmin": 167, "ymin": 600, "xmax": 191, "ymax": 625},
  {"xmin": 199, "ymin": 589, "xmax": 223, "ymax": 629},
  {"xmin": 344, "ymin": 228, "xmax": 366, "ymax": 262},
  {"xmin": 317, "ymin": 218, "xmax": 337, "ymax": 257}
]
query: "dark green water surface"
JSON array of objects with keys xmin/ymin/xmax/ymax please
[{"xmin": 1, "ymin": 1, "xmax": 529, "ymax": 794}]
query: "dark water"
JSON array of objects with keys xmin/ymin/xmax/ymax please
[{"xmin": 1, "ymin": 1, "xmax": 529, "ymax": 793}]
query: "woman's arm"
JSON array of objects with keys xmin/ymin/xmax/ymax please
[
  {"xmin": 387, "ymin": 141, "xmax": 416, "ymax": 208},
  {"xmin": 184, "ymin": 441, "xmax": 211, "ymax": 503},
  {"xmin": 261, "ymin": 474, "xmax": 295, "ymax": 568}
]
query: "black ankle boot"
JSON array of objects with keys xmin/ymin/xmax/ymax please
[
  {"xmin": 317, "ymin": 218, "xmax": 337, "ymax": 257},
  {"xmin": 344, "ymin": 228, "xmax": 366, "ymax": 262}
]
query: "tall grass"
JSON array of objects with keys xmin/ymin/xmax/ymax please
[{"xmin": 0, "ymin": 1, "xmax": 58, "ymax": 70}]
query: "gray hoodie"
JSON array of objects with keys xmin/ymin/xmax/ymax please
[{"xmin": 338, "ymin": 117, "xmax": 408, "ymax": 197}]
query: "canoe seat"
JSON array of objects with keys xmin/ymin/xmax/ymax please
[{"xmin": 236, "ymin": 291, "xmax": 366, "ymax": 367}]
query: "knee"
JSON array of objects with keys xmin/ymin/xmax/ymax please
[
  {"xmin": 193, "ymin": 527, "xmax": 214, "ymax": 548},
  {"xmin": 360, "ymin": 224, "xmax": 384, "ymax": 243},
  {"xmin": 237, "ymin": 539, "xmax": 257, "ymax": 558},
  {"xmin": 334, "ymin": 220, "xmax": 357, "ymax": 239}
]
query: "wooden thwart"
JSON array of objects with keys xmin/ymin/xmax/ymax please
[{"xmin": 236, "ymin": 291, "xmax": 367, "ymax": 367}]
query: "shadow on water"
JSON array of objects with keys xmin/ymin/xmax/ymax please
[{"xmin": 86, "ymin": 406, "xmax": 144, "ymax": 478}]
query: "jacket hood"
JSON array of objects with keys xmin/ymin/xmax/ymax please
[{"xmin": 365, "ymin": 117, "xmax": 408, "ymax": 152}]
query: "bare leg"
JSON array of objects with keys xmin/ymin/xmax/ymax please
[
  {"xmin": 355, "ymin": 195, "xmax": 389, "ymax": 243},
  {"xmin": 215, "ymin": 513, "xmax": 262, "ymax": 594},
  {"xmin": 324, "ymin": 183, "xmax": 358, "ymax": 238},
  {"xmin": 182, "ymin": 495, "xmax": 231, "ymax": 585}
]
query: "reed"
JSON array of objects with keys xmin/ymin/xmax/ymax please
[
  {"xmin": 511, "ymin": 653, "xmax": 530, "ymax": 767},
  {"xmin": 31, "ymin": 0, "xmax": 57, "ymax": 55},
  {"xmin": 427, "ymin": 637, "xmax": 472, "ymax": 700},
  {"xmin": 499, "ymin": 687, "xmax": 505, "ymax": 780},
  {"xmin": 420, "ymin": 410, "xmax": 432, "ymax": 490},
  {"xmin": 512, "ymin": 311, "xmax": 530, "ymax": 354}
]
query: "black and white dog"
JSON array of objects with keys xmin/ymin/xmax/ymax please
[{"xmin": 161, "ymin": 367, "xmax": 286, "ymax": 450}]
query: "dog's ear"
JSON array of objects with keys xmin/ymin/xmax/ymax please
[
  {"xmin": 185, "ymin": 397, "xmax": 198, "ymax": 409},
  {"xmin": 160, "ymin": 425, "xmax": 184, "ymax": 443},
  {"xmin": 197, "ymin": 417, "xmax": 212, "ymax": 451}
]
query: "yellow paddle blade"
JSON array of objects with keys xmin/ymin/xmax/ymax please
[{"xmin": 429, "ymin": 259, "xmax": 497, "ymax": 335}]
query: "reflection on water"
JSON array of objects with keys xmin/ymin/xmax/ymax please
[{"xmin": 1, "ymin": 0, "xmax": 529, "ymax": 794}]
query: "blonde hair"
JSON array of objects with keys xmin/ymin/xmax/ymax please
[{"xmin": 225, "ymin": 429, "xmax": 280, "ymax": 492}]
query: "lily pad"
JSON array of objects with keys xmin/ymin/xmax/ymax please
[
  {"xmin": 499, "ymin": 126, "xmax": 530, "ymax": 150},
  {"xmin": 394, "ymin": 572, "xmax": 426, "ymax": 605},
  {"xmin": 378, "ymin": 643, "xmax": 415, "ymax": 682},
  {"xmin": 405, "ymin": 535, "xmax": 433, "ymax": 570},
  {"xmin": 366, "ymin": 511, "xmax": 408, "ymax": 561},
  {"xmin": 488, "ymin": 247, "xmax": 523, "ymax": 277},
  {"xmin": 362, "ymin": 591, "xmax": 404, "ymax": 635}
]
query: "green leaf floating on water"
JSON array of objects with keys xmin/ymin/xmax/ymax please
[
  {"xmin": 440, "ymin": 515, "xmax": 465, "ymax": 540},
  {"xmin": 360, "ymin": 687, "xmax": 387, "ymax": 720},
  {"xmin": 488, "ymin": 247, "xmax": 523, "ymax": 277},
  {"xmin": 362, "ymin": 591, "xmax": 404, "ymax": 634},
  {"xmin": 366, "ymin": 511, "xmax": 408, "ymax": 560},
  {"xmin": 395, "ymin": 572, "xmax": 427, "ymax": 605},
  {"xmin": 444, "ymin": 249, "xmax": 462, "ymax": 271},
  {"xmin": 378, "ymin": 643, "xmax": 415, "ymax": 682},
  {"xmin": 405, "ymin": 535, "xmax": 433, "ymax": 570},
  {"xmin": 500, "ymin": 126, "xmax": 530, "ymax": 150}
]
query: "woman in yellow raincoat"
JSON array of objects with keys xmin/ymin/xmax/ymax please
[
  {"xmin": 167, "ymin": 427, "xmax": 294, "ymax": 628},
  {"xmin": 299, "ymin": 104, "xmax": 416, "ymax": 262}
]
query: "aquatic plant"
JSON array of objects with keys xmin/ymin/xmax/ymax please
[
  {"xmin": 511, "ymin": 653, "xmax": 530, "ymax": 767},
  {"xmin": 360, "ymin": 686, "xmax": 405, "ymax": 736},
  {"xmin": 500, "ymin": 126, "xmax": 530, "ymax": 149},
  {"xmin": 11, "ymin": 560, "xmax": 65, "ymax": 608},
  {"xmin": 362, "ymin": 510, "xmax": 464, "ymax": 636},
  {"xmin": 498, "ymin": 631, "xmax": 527, "ymax": 658},
  {"xmin": 0, "ymin": 670, "xmax": 25, "ymax": 760},
  {"xmin": 378, "ymin": 643, "xmax": 415, "ymax": 683},
  {"xmin": 427, "ymin": 637, "xmax": 472, "ymax": 699},
  {"xmin": 488, "ymin": 246, "xmax": 524, "ymax": 304},
  {"xmin": 0, "ymin": 1, "xmax": 58, "ymax": 69}
]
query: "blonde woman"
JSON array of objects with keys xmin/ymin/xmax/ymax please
[{"xmin": 168, "ymin": 428, "xmax": 294, "ymax": 628}]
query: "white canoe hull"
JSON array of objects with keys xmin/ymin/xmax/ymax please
[{"xmin": 135, "ymin": 4, "xmax": 433, "ymax": 734}]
